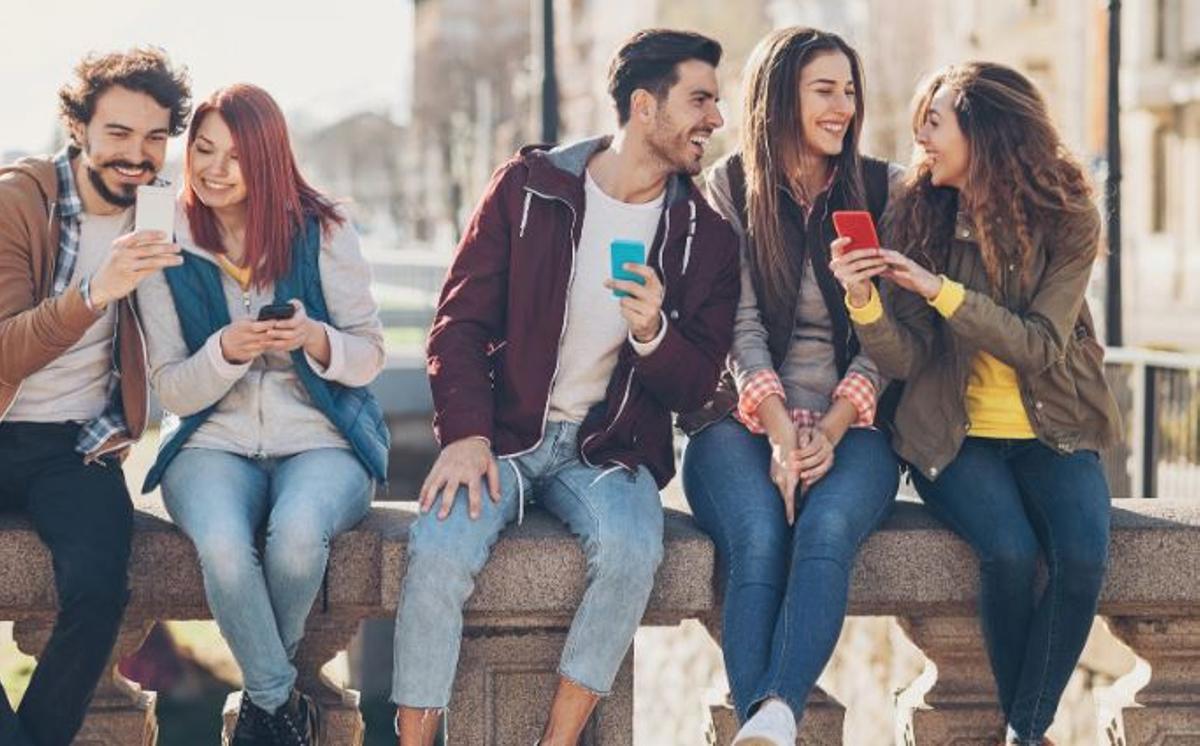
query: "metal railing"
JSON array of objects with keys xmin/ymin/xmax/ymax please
[{"xmin": 1104, "ymin": 347, "xmax": 1200, "ymax": 498}]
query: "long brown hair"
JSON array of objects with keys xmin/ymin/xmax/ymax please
[
  {"xmin": 888, "ymin": 62, "xmax": 1094, "ymax": 292},
  {"xmin": 740, "ymin": 27, "xmax": 867, "ymax": 314},
  {"xmin": 183, "ymin": 84, "xmax": 343, "ymax": 287}
]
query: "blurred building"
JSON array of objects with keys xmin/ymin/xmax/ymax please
[
  {"xmin": 407, "ymin": 0, "xmax": 535, "ymax": 248},
  {"xmin": 554, "ymin": 0, "xmax": 771, "ymax": 156},
  {"xmin": 296, "ymin": 112, "xmax": 413, "ymax": 249},
  {"xmin": 1121, "ymin": 0, "xmax": 1200, "ymax": 348}
]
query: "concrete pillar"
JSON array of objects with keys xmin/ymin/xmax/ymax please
[
  {"xmin": 13, "ymin": 617, "xmax": 157, "ymax": 746},
  {"xmin": 896, "ymin": 615, "xmax": 1004, "ymax": 745},
  {"xmin": 450, "ymin": 628, "xmax": 633, "ymax": 745},
  {"xmin": 1103, "ymin": 616, "xmax": 1200, "ymax": 744}
]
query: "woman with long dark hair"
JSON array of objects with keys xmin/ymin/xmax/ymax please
[
  {"xmin": 832, "ymin": 62, "xmax": 1121, "ymax": 745},
  {"xmin": 678, "ymin": 27, "xmax": 899, "ymax": 745},
  {"xmin": 137, "ymin": 84, "xmax": 389, "ymax": 746}
]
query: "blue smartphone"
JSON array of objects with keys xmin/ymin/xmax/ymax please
[{"xmin": 610, "ymin": 239, "xmax": 646, "ymax": 298}]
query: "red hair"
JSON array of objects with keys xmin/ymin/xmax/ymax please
[{"xmin": 183, "ymin": 83, "xmax": 343, "ymax": 286}]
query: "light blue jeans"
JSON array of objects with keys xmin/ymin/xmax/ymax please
[
  {"xmin": 161, "ymin": 447, "xmax": 373, "ymax": 712},
  {"xmin": 391, "ymin": 421, "xmax": 664, "ymax": 708}
]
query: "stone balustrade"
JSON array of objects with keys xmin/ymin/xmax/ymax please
[{"xmin": 2, "ymin": 496, "xmax": 1199, "ymax": 745}]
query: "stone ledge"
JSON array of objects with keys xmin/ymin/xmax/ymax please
[
  {"xmin": 4, "ymin": 497, "xmax": 1200, "ymax": 744},
  {"xmin": 3, "ymin": 498, "xmax": 1199, "ymax": 620}
]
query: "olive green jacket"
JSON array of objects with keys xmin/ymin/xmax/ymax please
[{"xmin": 854, "ymin": 205, "xmax": 1121, "ymax": 480}]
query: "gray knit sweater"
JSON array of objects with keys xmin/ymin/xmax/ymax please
[{"xmin": 137, "ymin": 209, "xmax": 385, "ymax": 458}]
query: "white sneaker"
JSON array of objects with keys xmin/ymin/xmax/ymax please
[{"xmin": 732, "ymin": 699, "xmax": 797, "ymax": 746}]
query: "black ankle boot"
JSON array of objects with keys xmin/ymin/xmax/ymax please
[
  {"xmin": 225, "ymin": 691, "xmax": 271, "ymax": 746},
  {"xmin": 264, "ymin": 690, "xmax": 319, "ymax": 746}
]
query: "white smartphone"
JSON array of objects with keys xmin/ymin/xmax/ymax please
[{"xmin": 135, "ymin": 185, "xmax": 176, "ymax": 237}]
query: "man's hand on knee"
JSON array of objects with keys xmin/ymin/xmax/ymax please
[{"xmin": 419, "ymin": 437, "xmax": 501, "ymax": 521}]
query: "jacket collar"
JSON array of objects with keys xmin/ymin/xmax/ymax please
[
  {"xmin": 522, "ymin": 135, "xmax": 695, "ymax": 210},
  {"xmin": 53, "ymin": 147, "xmax": 84, "ymax": 220}
]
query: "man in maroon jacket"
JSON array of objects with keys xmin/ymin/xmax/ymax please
[{"xmin": 392, "ymin": 29, "xmax": 739, "ymax": 746}]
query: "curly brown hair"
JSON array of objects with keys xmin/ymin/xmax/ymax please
[
  {"xmin": 58, "ymin": 47, "xmax": 192, "ymax": 140},
  {"xmin": 886, "ymin": 61, "xmax": 1094, "ymax": 294}
]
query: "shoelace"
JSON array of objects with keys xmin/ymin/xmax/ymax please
[
  {"xmin": 228, "ymin": 693, "xmax": 266, "ymax": 743},
  {"xmin": 266, "ymin": 700, "xmax": 308, "ymax": 746}
]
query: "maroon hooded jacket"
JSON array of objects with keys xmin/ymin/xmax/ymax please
[{"xmin": 427, "ymin": 136, "xmax": 739, "ymax": 488}]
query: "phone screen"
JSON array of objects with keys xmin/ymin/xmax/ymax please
[
  {"xmin": 135, "ymin": 185, "xmax": 176, "ymax": 236},
  {"xmin": 257, "ymin": 303, "xmax": 296, "ymax": 321},
  {"xmin": 610, "ymin": 240, "xmax": 647, "ymax": 298}
]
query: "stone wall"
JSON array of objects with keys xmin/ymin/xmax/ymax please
[{"xmin": 2, "ymin": 497, "xmax": 1199, "ymax": 744}]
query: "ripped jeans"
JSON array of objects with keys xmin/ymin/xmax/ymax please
[{"xmin": 391, "ymin": 420, "xmax": 664, "ymax": 707}]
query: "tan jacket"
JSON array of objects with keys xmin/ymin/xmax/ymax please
[
  {"xmin": 855, "ymin": 205, "xmax": 1121, "ymax": 480},
  {"xmin": 0, "ymin": 156, "xmax": 148, "ymax": 456}
]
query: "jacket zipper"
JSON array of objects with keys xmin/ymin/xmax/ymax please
[
  {"xmin": 580, "ymin": 197, "xmax": 677, "ymax": 467},
  {"xmin": 501, "ymin": 186, "xmax": 579, "ymax": 460},
  {"xmin": 580, "ymin": 365, "xmax": 635, "ymax": 469}
]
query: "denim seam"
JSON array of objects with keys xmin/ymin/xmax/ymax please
[
  {"xmin": 548, "ymin": 470, "xmax": 604, "ymax": 669},
  {"xmin": 690, "ymin": 460, "xmax": 761, "ymax": 720},
  {"xmin": 556, "ymin": 665, "xmax": 611, "ymax": 698},
  {"xmin": 1015, "ymin": 475, "xmax": 1062, "ymax": 740},
  {"xmin": 914, "ymin": 463, "xmax": 1019, "ymax": 718}
]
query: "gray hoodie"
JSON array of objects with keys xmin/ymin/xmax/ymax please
[{"xmin": 136, "ymin": 209, "xmax": 385, "ymax": 459}]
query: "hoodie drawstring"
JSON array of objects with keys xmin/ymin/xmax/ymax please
[
  {"xmin": 682, "ymin": 199, "xmax": 697, "ymax": 275},
  {"xmin": 519, "ymin": 192, "xmax": 532, "ymax": 238},
  {"xmin": 505, "ymin": 458, "xmax": 527, "ymax": 525}
]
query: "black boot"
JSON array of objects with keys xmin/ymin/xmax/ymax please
[
  {"xmin": 225, "ymin": 691, "xmax": 271, "ymax": 746},
  {"xmin": 264, "ymin": 689, "xmax": 319, "ymax": 746}
]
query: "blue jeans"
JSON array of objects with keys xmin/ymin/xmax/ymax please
[
  {"xmin": 161, "ymin": 447, "xmax": 373, "ymax": 712},
  {"xmin": 682, "ymin": 418, "xmax": 899, "ymax": 722},
  {"xmin": 910, "ymin": 437, "xmax": 1110, "ymax": 744},
  {"xmin": 391, "ymin": 420, "xmax": 664, "ymax": 708}
]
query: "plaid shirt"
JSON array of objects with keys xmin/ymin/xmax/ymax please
[
  {"xmin": 51, "ymin": 147, "xmax": 130, "ymax": 458},
  {"xmin": 735, "ymin": 368, "xmax": 877, "ymax": 435}
]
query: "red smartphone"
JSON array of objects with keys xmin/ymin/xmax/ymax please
[{"xmin": 832, "ymin": 210, "xmax": 881, "ymax": 252}]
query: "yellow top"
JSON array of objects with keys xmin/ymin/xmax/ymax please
[
  {"xmin": 215, "ymin": 253, "xmax": 253, "ymax": 291},
  {"xmin": 847, "ymin": 278, "xmax": 1035, "ymax": 439}
]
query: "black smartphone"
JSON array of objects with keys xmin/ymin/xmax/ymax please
[{"xmin": 257, "ymin": 302, "xmax": 296, "ymax": 321}]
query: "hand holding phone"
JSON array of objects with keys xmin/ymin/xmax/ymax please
[
  {"xmin": 829, "ymin": 212, "xmax": 890, "ymax": 308},
  {"xmin": 135, "ymin": 185, "xmax": 176, "ymax": 238},
  {"xmin": 610, "ymin": 239, "xmax": 646, "ymax": 298},
  {"xmin": 831, "ymin": 210, "xmax": 881, "ymax": 253}
]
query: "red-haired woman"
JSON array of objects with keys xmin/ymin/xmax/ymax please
[{"xmin": 137, "ymin": 83, "xmax": 389, "ymax": 746}]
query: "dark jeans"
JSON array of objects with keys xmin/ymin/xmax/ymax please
[
  {"xmin": 910, "ymin": 437, "xmax": 1110, "ymax": 744},
  {"xmin": 682, "ymin": 418, "xmax": 898, "ymax": 722},
  {"xmin": 0, "ymin": 422, "xmax": 133, "ymax": 746}
]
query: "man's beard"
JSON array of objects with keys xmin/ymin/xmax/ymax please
[
  {"xmin": 646, "ymin": 116, "xmax": 704, "ymax": 177},
  {"xmin": 81, "ymin": 143, "xmax": 156, "ymax": 209}
]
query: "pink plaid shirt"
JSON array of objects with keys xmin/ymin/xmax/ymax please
[{"xmin": 734, "ymin": 368, "xmax": 877, "ymax": 434}]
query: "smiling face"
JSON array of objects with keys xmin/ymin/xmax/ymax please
[
  {"xmin": 640, "ymin": 59, "xmax": 725, "ymax": 176},
  {"xmin": 915, "ymin": 84, "xmax": 970, "ymax": 189},
  {"xmin": 71, "ymin": 85, "xmax": 171, "ymax": 209},
  {"xmin": 796, "ymin": 51, "xmax": 857, "ymax": 162},
  {"xmin": 187, "ymin": 112, "xmax": 248, "ymax": 211}
]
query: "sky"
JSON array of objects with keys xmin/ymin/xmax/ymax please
[{"xmin": 1, "ymin": 0, "xmax": 413, "ymax": 158}]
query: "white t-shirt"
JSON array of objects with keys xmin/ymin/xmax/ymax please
[
  {"xmin": 547, "ymin": 171, "xmax": 665, "ymax": 423},
  {"xmin": 8, "ymin": 210, "xmax": 128, "ymax": 423}
]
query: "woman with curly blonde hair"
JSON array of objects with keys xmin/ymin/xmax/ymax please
[{"xmin": 830, "ymin": 61, "xmax": 1121, "ymax": 745}]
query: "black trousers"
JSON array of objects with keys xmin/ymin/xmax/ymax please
[{"xmin": 0, "ymin": 422, "xmax": 133, "ymax": 746}]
